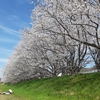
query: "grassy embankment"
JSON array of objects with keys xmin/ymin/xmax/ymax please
[{"xmin": 0, "ymin": 72, "xmax": 100, "ymax": 100}]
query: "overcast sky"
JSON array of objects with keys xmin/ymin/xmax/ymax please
[{"xmin": 0, "ymin": 0, "xmax": 34, "ymax": 77}]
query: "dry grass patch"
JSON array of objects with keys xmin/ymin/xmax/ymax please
[{"xmin": 95, "ymin": 96, "xmax": 100, "ymax": 100}]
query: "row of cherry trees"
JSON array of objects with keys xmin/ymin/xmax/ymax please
[{"xmin": 2, "ymin": 0, "xmax": 100, "ymax": 83}]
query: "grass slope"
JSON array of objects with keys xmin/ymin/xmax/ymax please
[{"xmin": 0, "ymin": 72, "xmax": 100, "ymax": 100}]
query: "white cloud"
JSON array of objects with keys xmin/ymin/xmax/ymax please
[
  {"xmin": 7, "ymin": 15, "xmax": 20, "ymax": 21},
  {"xmin": 0, "ymin": 58, "xmax": 8, "ymax": 63},
  {"xmin": 0, "ymin": 25, "xmax": 20, "ymax": 37},
  {"xmin": 18, "ymin": 0, "xmax": 32, "ymax": 3},
  {"xmin": 0, "ymin": 38, "xmax": 17, "ymax": 43},
  {"xmin": 11, "ymin": 15, "xmax": 19, "ymax": 20},
  {"xmin": 0, "ymin": 48, "xmax": 12, "ymax": 54}
]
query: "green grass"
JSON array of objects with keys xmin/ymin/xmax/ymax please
[{"xmin": 0, "ymin": 72, "xmax": 100, "ymax": 100}]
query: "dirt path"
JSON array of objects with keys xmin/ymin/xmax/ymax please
[
  {"xmin": 0, "ymin": 94, "xmax": 27, "ymax": 100},
  {"xmin": 0, "ymin": 95, "xmax": 14, "ymax": 100}
]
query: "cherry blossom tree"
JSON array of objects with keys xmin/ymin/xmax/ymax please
[
  {"xmin": 31, "ymin": 0, "xmax": 100, "ymax": 72},
  {"xmin": 32, "ymin": 0, "xmax": 100, "ymax": 49},
  {"xmin": 2, "ymin": 0, "xmax": 98, "ymax": 83}
]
